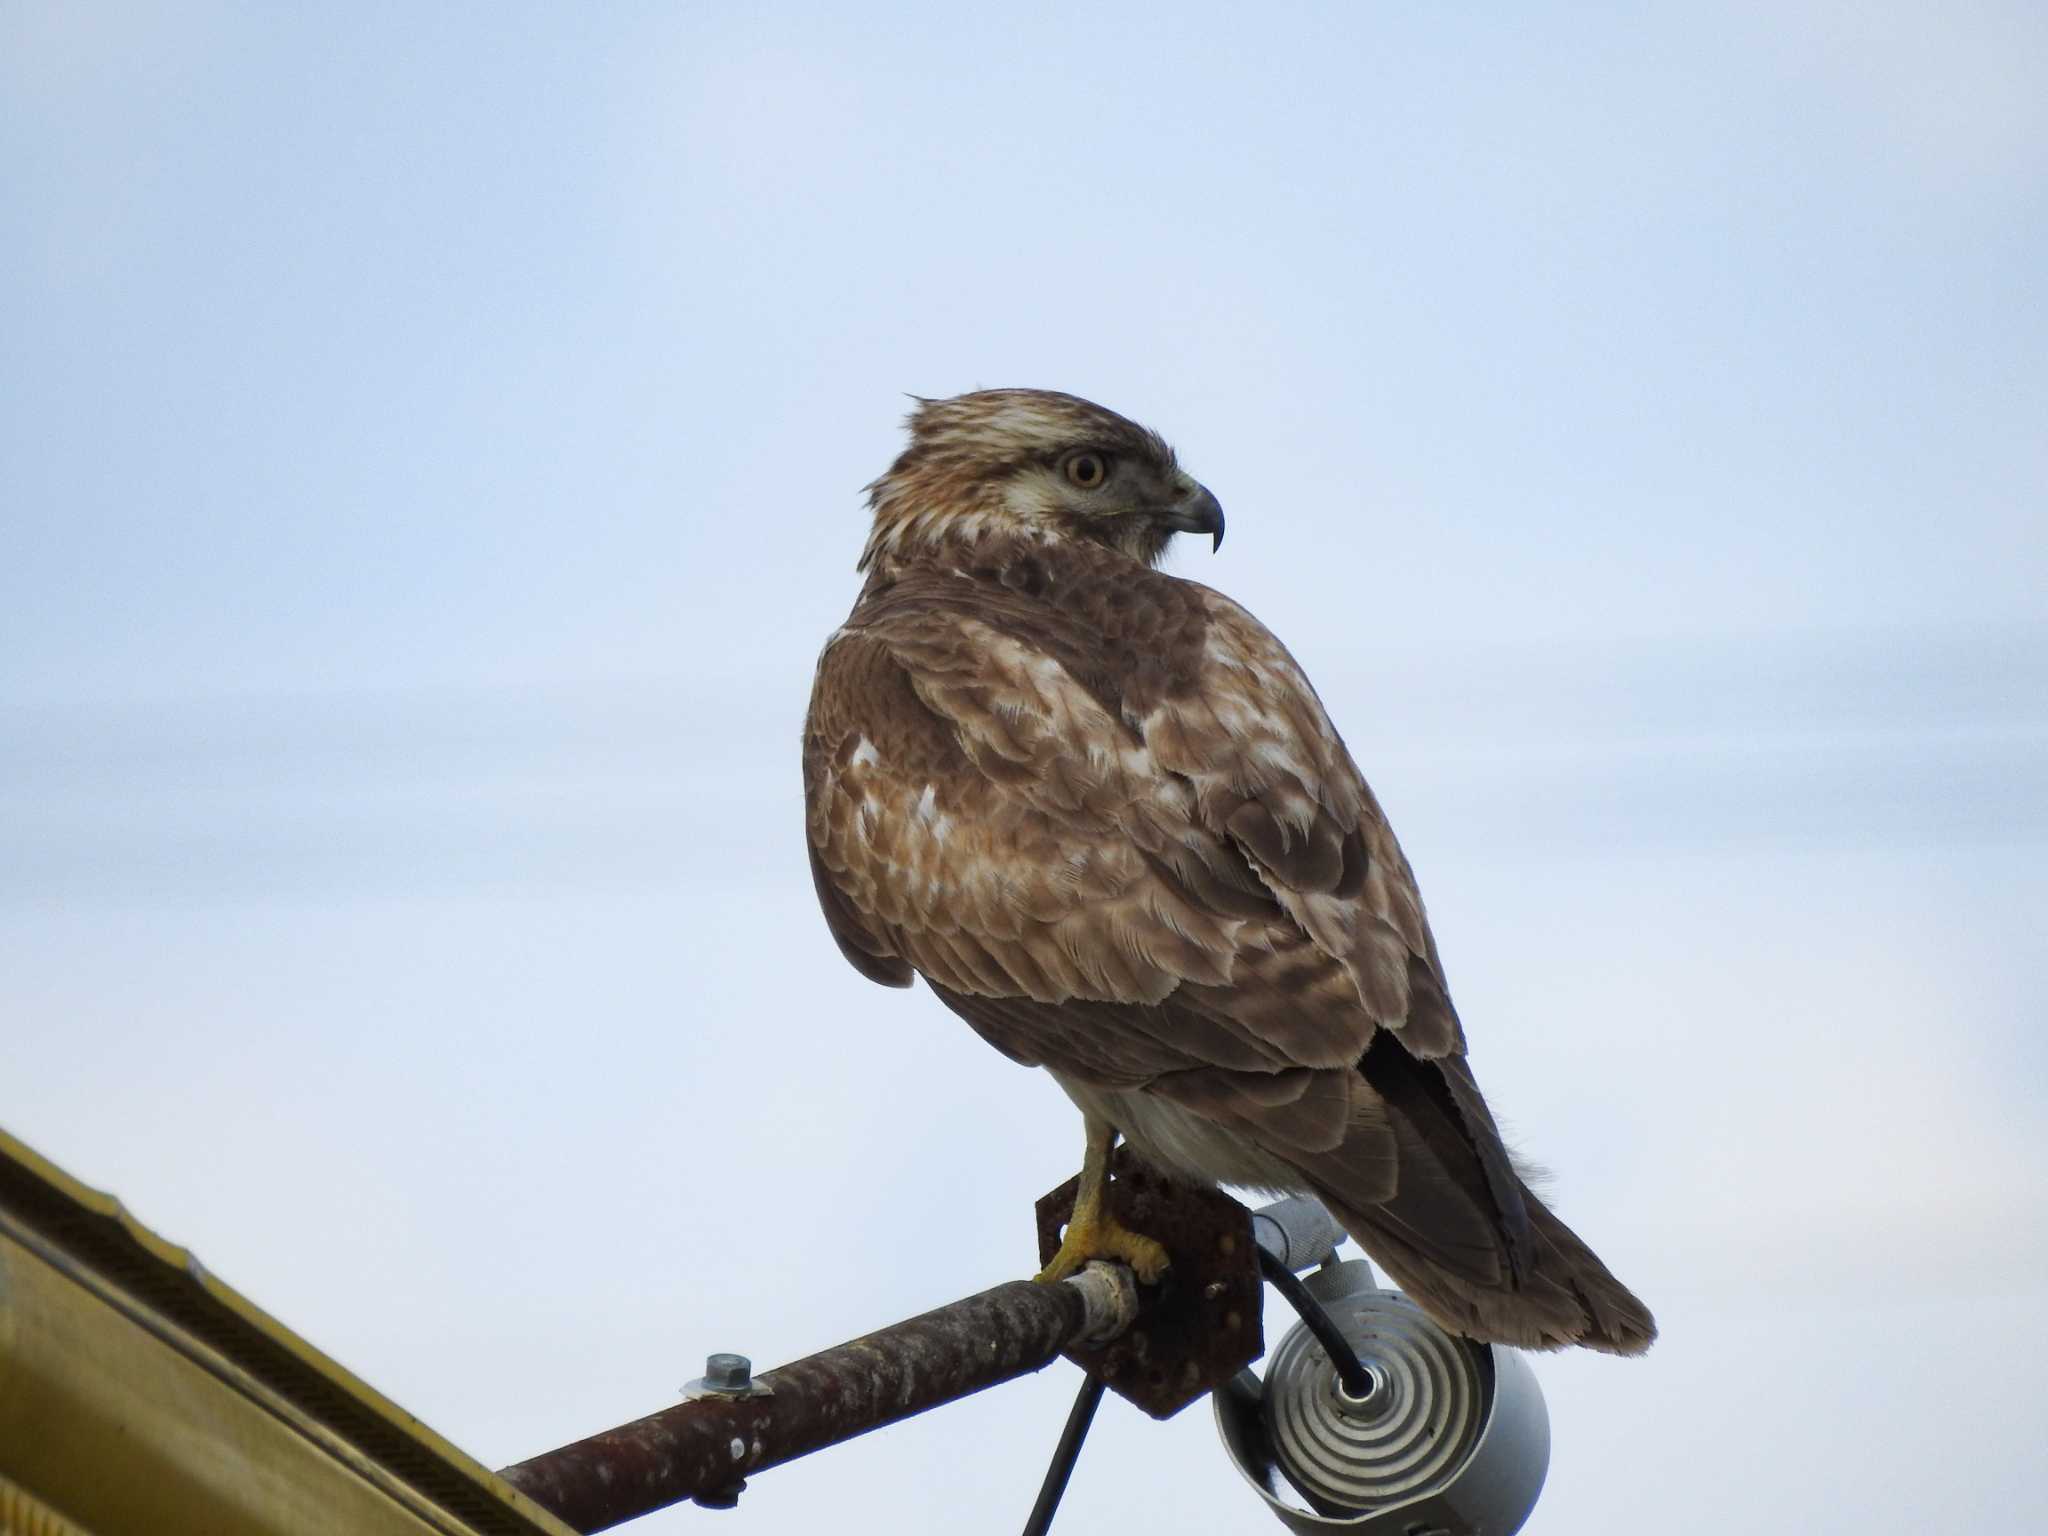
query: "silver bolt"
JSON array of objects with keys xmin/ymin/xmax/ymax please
[{"xmin": 704, "ymin": 1352, "xmax": 752, "ymax": 1391}]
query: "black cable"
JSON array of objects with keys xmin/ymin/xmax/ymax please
[
  {"xmin": 1020, "ymin": 1369, "xmax": 1106, "ymax": 1536},
  {"xmin": 1257, "ymin": 1247, "xmax": 1376, "ymax": 1400}
]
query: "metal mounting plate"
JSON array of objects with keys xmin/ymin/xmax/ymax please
[{"xmin": 1035, "ymin": 1149, "xmax": 1263, "ymax": 1419}]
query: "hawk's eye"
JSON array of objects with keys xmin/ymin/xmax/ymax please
[{"xmin": 1062, "ymin": 452, "xmax": 1110, "ymax": 490}]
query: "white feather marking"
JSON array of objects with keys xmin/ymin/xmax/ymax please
[
  {"xmin": 850, "ymin": 737, "xmax": 881, "ymax": 769},
  {"xmin": 1028, "ymin": 654, "xmax": 1066, "ymax": 687},
  {"xmin": 1251, "ymin": 738, "xmax": 1309, "ymax": 778},
  {"xmin": 1210, "ymin": 698, "xmax": 1255, "ymax": 733},
  {"xmin": 1204, "ymin": 636, "xmax": 1257, "ymax": 671},
  {"xmin": 1275, "ymin": 791, "xmax": 1320, "ymax": 833}
]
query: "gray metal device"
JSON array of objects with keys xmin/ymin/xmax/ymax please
[{"xmin": 1214, "ymin": 1251, "xmax": 1550, "ymax": 1535}]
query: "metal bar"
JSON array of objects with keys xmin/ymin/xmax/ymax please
[
  {"xmin": 498, "ymin": 1266, "xmax": 1136, "ymax": 1533},
  {"xmin": 1248, "ymin": 1195, "xmax": 1346, "ymax": 1274},
  {"xmin": 1020, "ymin": 1369, "xmax": 1105, "ymax": 1536}
]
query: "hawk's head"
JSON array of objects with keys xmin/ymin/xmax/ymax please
[{"xmin": 859, "ymin": 389, "xmax": 1224, "ymax": 571}]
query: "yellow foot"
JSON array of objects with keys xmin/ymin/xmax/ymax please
[{"xmin": 1035, "ymin": 1209, "xmax": 1171, "ymax": 1286}]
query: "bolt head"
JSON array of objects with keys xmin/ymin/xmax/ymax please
[{"xmin": 704, "ymin": 1352, "xmax": 752, "ymax": 1390}]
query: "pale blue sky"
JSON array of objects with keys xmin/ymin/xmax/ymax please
[{"xmin": 4, "ymin": 5, "xmax": 2045, "ymax": 1533}]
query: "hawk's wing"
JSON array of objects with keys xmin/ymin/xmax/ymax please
[
  {"xmin": 804, "ymin": 578, "xmax": 1654, "ymax": 1353},
  {"xmin": 802, "ymin": 580, "xmax": 1482, "ymax": 1169}
]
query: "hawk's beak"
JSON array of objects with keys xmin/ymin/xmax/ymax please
[{"xmin": 1161, "ymin": 484, "xmax": 1225, "ymax": 552}]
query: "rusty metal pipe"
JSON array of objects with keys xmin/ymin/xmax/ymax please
[{"xmin": 498, "ymin": 1265, "xmax": 1136, "ymax": 1533}]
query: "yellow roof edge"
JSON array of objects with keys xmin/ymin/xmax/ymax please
[{"xmin": 0, "ymin": 1124, "xmax": 581, "ymax": 1536}]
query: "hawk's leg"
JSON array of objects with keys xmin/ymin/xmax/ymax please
[{"xmin": 1034, "ymin": 1115, "xmax": 1171, "ymax": 1285}]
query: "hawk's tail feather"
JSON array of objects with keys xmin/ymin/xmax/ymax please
[
  {"xmin": 1317, "ymin": 1179, "xmax": 1658, "ymax": 1355},
  {"xmin": 1297, "ymin": 1038, "xmax": 1657, "ymax": 1355}
]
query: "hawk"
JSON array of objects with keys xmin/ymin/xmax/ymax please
[{"xmin": 802, "ymin": 389, "xmax": 1654, "ymax": 1353}]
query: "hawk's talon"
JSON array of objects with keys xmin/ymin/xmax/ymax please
[
  {"xmin": 1035, "ymin": 1116, "xmax": 1172, "ymax": 1285},
  {"xmin": 1036, "ymin": 1212, "xmax": 1171, "ymax": 1286}
]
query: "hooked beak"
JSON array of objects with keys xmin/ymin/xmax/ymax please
[{"xmin": 1160, "ymin": 484, "xmax": 1225, "ymax": 552}]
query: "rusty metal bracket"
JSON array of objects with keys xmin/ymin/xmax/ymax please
[{"xmin": 1035, "ymin": 1148, "xmax": 1263, "ymax": 1419}]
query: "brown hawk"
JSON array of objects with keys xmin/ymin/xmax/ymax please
[{"xmin": 802, "ymin": 389, "xmax": 1654, "ymax": 1353}]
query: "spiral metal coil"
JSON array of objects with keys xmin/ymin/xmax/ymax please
[
  {"xmin": 1215, "ymin": 1249, "xmax": 1549, "ymax": 1534},
  {"xmin": 1263, "ymin": 1274, "xmax": 1488, "ymax": 1514}
]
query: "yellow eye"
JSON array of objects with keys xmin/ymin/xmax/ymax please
[{"xmin": 1062, "ymin": 451, "xmax": 1110, "ymax": 490}]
